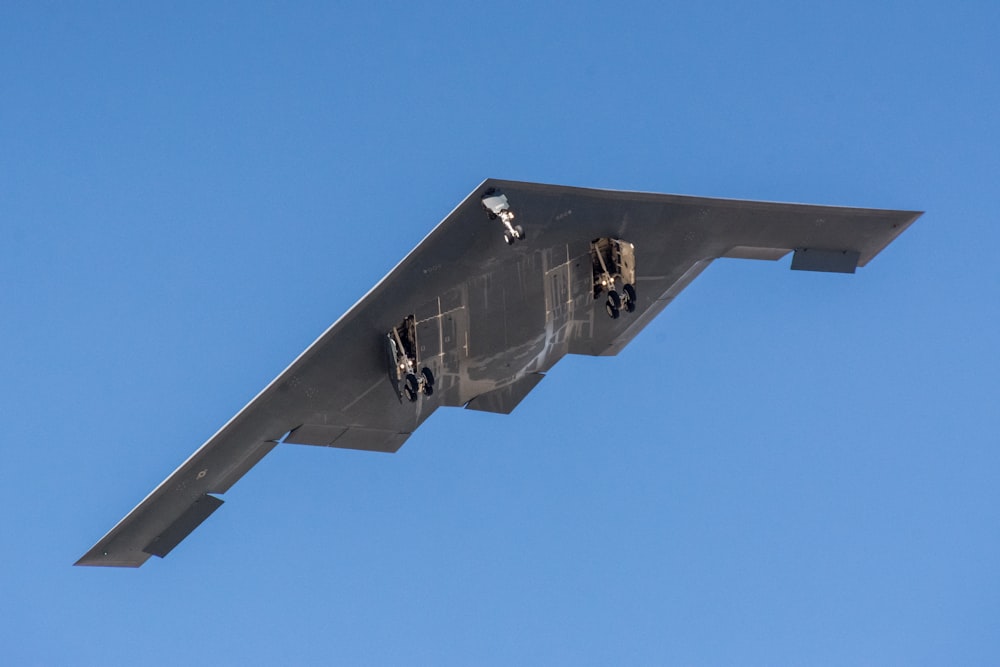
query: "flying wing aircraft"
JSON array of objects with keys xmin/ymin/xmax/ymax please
[{"xmin": 76, "ymin": 179, "xmax": 920, "ymax": 567}]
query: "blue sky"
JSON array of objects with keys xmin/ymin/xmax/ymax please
[{"xmin": 2, "ymin": 2, "xmax": 998, "ymax": 665}]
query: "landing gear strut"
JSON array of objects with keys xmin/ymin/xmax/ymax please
[
  {"xmin": 387, "ymin": 315, "xmax": 435, "ymax": 402},
  {"xmin": 592, "ymin": 238, "xmax": 637, "ymax": 319},
  {"xmin": 482, "ymin": 188, "xmax": 525, "ymax": 245}
]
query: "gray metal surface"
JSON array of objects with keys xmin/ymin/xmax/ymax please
[
  {"xmin": 142, "ymin": 494, "xmax": 224, "ymax": 558},
  {"xmin": 791, "ymin": 248, "xmax": 862, "ymax": 273},
  {"xmin": 76, "ymin": 179, "xmax": 920, "ymax": 567}
]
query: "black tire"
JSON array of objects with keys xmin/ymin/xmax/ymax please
[
  {"xmin": 605, "ymin": 301, "xmax": 620, "ymax": 319},
  {"xmin": 405, "ymin": 373, "xmax": 419, "ymax": 395},
  {"xmin": 504, "ymin": 231, "xmax": 515, "ymax": 245},
  {"xmin": 623, "ymin": 283, "xmax": 636, "ymax": 304},
  {"xmin": 625, "ymin": 298, "xmax": 636, "ymax": 313},
  {"xmin": 514, "ymin": 224, "xmax": 525, "ymax": 240},
  {"xmin": 421, "ymin": 367, "xmax": 435, "ymax": 387},
  {"xmin": 403, "ymin": 385, "xmax": 417, "ymax": 402},
  {"xmin": 423, "ymin": 383, "xmax": 434, "ymax": 397},
  {"xmin": 607, "ymin": 289, "xmax": 621, "ymax": 309}
]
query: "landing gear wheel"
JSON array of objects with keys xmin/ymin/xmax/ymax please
[
  {"xmin": 421, "ymin": 367, "xmax": 435, "ymax": 387},
  {"xmin": 607, "ymin": 289, "xmax": 621, "ymax": 310},
  {"xmin": 405, "ymin": 373, "xmax": 419, "ymax": 396},
  {"xmin": 514, "ymin": 224, "xmax": 525, "ymax": 240},
  {"xmin": 504, "ymin": 231, "xmax": 515, "ymax": 245},
  {"xmin": 605, "ymin": 300, "xmax": 620, "ymax": 319},
  {"xmin": 422, "ymin": 383, "xmax": 434, "ymax": 397},
  {"xmin": 403, "ymin": 385, "xmax": 417, "ymax": 402},
  {"xmin": 621, "ymin": 284, "xmax": 637, "ymax": 312}
]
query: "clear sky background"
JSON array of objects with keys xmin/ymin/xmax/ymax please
[{"xmin": 2, "ymin": 2, "xmax": 998, "ymax": 665}]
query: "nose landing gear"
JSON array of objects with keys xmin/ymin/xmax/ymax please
[{"xmin": 482, "ymin": 188, "xmax": 525, "ymax": 245}]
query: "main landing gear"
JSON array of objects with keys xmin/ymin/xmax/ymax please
[
  {"xmin": 387, "ymin": 315, "xmax": 435, "ymax": 402},
  {"xmin": 482, "ymin": 188, "xmax": 525, "ymax": 245},
  {"xmin": 592, "ymin": 237, "xmax": 638, "ymax": 319}
]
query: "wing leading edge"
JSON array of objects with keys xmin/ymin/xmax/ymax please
[{"xmin": 77, "ymin": 179, "xmax": 920, "ymax": 567}]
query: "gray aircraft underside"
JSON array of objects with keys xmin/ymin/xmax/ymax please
[{"xmin": 77, "ymin": 179, "xmax": 920, "ymax": 567}]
